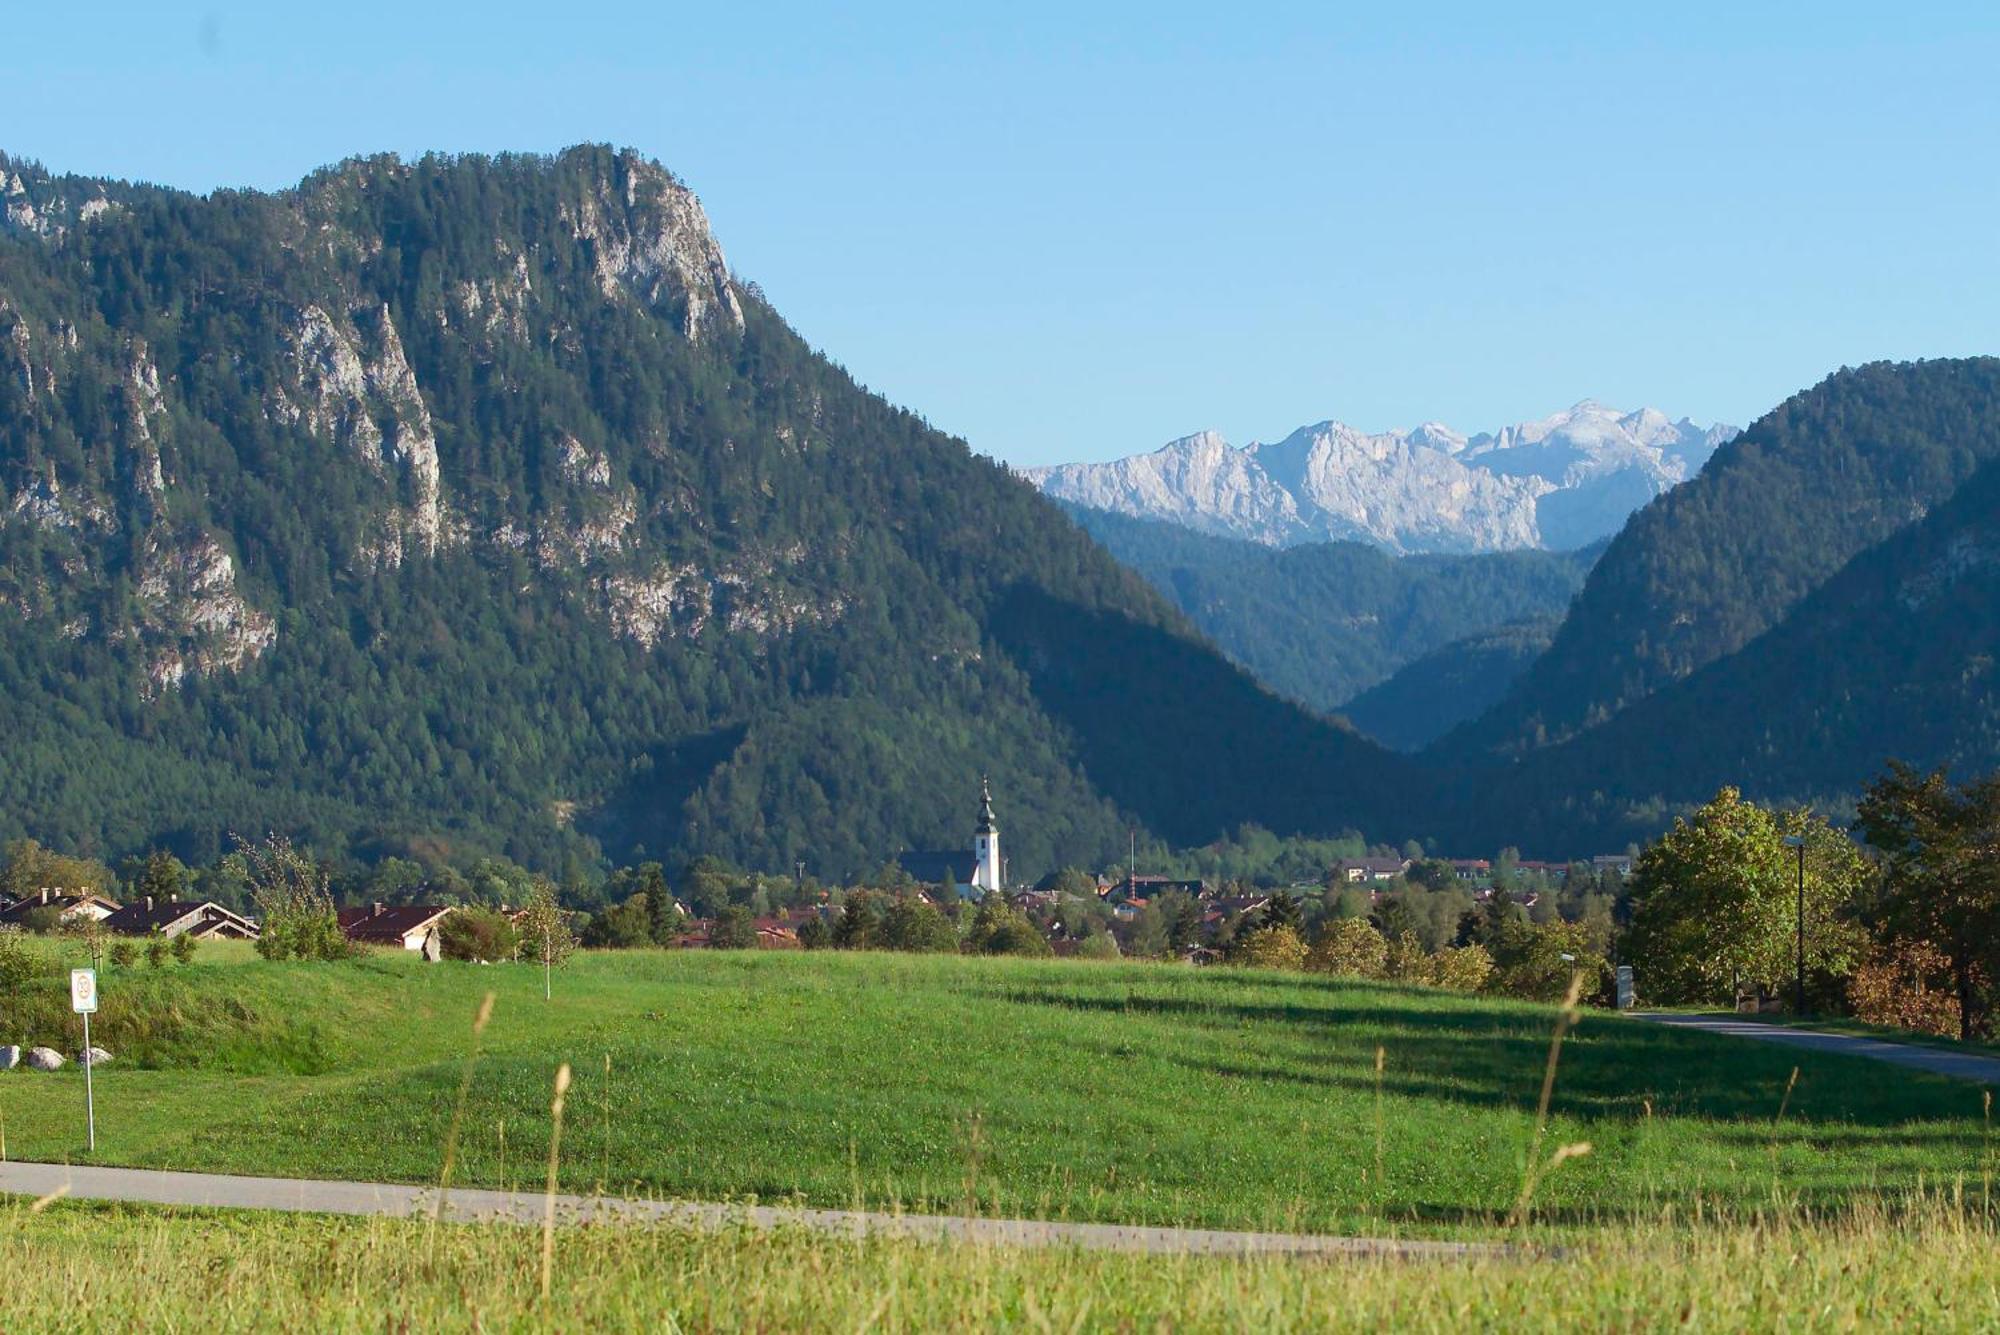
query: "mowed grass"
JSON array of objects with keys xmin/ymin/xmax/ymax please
[
  {"xmin": 4, "ymin": 1198, "xmax": 2000, "ymax": 1332},
  {"xmin": 0, "ymin": 944, "xmax": 1994, "ymax": 1236}
]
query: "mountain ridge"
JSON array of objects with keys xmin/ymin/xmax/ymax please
[
  {"xmin": 0, "ymin": 144, "xmax": 1424, "ymax": 878},
  {"xmin": 1028, "ymin": 402, "xmax": 1736, "ymax": 554}
]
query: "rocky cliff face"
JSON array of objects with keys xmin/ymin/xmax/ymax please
[
  {"xmin": 0, "ymin": 146, "xmax": 760, "ymax": 698},
  {"xmin": 1030, "ymin": 402, "xmax": 1736, "ymax": 554}
]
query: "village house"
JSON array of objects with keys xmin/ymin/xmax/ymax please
[
  {"xmin": 102, "ymin": 895, "xmax": 259, "ymax": 940},
  {"xmin": 1108, "ymin": 874, "xmax": 1206, "ymax": 902},
  {"xmin": 0, "ymin": 888, "xmax": 122, "ymax": 926},
  {"xmin": 1333, "ymin": 857, "xmax": 1409, "ymax": 884},
  {"xmin": 338, "ymin": 903, "xmax": 452, "ymax": 959}
]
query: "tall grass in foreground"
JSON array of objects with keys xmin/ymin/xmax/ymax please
[{"xmin": 3, "ymin": 1195, "xmax": 1999, "ymax": 1332}]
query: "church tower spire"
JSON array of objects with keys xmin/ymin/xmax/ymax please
[{"xmin": 972, "ymin": 775, "xmax": 1002, "ymax": 893}]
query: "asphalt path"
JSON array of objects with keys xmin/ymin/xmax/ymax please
[
  {"xmin": 1631, "ymin": 1012, "xmax": 2000, "ymax": 1084},
  {"xmin": 0, "ymin": 1160, "xmax": 1497, "ymax": 1260}
]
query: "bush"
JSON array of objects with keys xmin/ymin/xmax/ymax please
[
  {"xmin": 581, "ymin": 896, "xmax": 653, "ymax": 949},
  {"xmin": 1848, "ymin": 941, "xmax": 1965, "ymax": 1037},
  {"xmin": 145, "ymin": 935, "xmax": 168, "ymax": 968},
  {"xmin": 1432, "ymin": 943, "xmax": 1495, "ymax": 992},
  {"xmin": 1237, "ymin": 925, "xmax": 1308, "ymax": 972},
  {"xmin": 966, "ymin": 897, "xmax": 1052, "ymax": 957},
  {"xmin": 109, "ymin": 940, "xmax": 138, "ymax": 969},
  {"xmin": 1307, "ymin": 919, "xmax": 1388, "ymax": 978},
  {"xmin": 796, "ymin": 917, "xmax": 831, "ymax": 950},
  {"xmin": 1489, "ymin": 918, "xmax": 1606, "ymax": 1002},
  {"xmin": 438, "ymin": 908, "xmax": 522, "ymax": 963},
  {"xmin": 709, "ymin": 905, "xmax": 759, "ymax": 950},
  {"xmin": 0, "ymin": 927, "xmax": 40, "ymax": 993},
  {"xmin": 1383, "ymin": 931, "xmax": 1433, "ymax": 983},
  {"xmin": 241, "ymin": 836, "xmax": 349, "ymax": 961},
  {"xmin": 1075, "ymin": 930, "xmax": 1121, "ymax": 960},
  {"xmin": 170, "ymin": 933, "xmax": 198, "ymax": 965},
  {"xmin": 881, "ymin": 899, "xmax": 959, "ymax": 953}
]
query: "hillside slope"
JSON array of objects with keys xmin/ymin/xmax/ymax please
[
  {"xmin": 0, "ymin": 147, "xmax": 1417, "ymax": 877},
  {"xmin": 1484, "ymin": 451, "xmax": 2000, "ymax": 848},
  {"xmin": 1446, "ymin": 360, "xmax": 2000, "ymax": 758},
  {"xmin": 1341, "ymin": 619, "xmax": 1558, "ymax": 752},
  {"xmin": 1070, "ymin": 507, "xmax": 1594, "ymax": 713}
]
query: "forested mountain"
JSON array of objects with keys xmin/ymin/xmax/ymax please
[
  {"xmin": 1475, "ymin": 450, "xmax": 2000, "ymax": 850},
  {"xmin": 0, "ymin": 146, "xmax": 1421, "ymax": 880},
  {"xmin": 1069, "ymin": 507, "xmax": 1595, "ymax": 714},
  {"xmin": 1445, "ymin": 360, "xmax": 2000, "ymax": 758},
  {"xmin": 1341, "ymin": 619, "xmax": 1558, "ymax": 752}
]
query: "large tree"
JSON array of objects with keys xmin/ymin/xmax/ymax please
[
  {"xmin": 1622, "ymin": 788, "xmax": 1868, "ymax": 1006},
  {"xmin": 1855, "ymin": 763, "xmax": 2000, "ymax": 1040}
]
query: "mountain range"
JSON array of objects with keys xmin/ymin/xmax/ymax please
[
  {"xmin": 5, "ymin": 143, "xmax": 2000, "ymax": 874},
  {"xmin": 1028, "ymin": 404, "xmax": 1737, "ymax": 554},
  {"xmin": 0, "ymin": 146, "xmax": 1427, "ymax": 880}
]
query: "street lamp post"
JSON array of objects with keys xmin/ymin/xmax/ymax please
[{"xmin": 1783, "ymin": 834, "xmax": 1806, "ymax": 1016}]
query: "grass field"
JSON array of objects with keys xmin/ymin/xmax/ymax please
[
  {"xmin": 2, "ymin": 1197, "xmax": 1998, "ymax": 1332},
  {"xmin": 1, "ymin": 941, "xmax": 1993, "ymax": 1238}
]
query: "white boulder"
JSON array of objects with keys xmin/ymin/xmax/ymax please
[
  {"xmin": 24, "ymin": 1046, "xmax": 64, "ymax": 1071},
  {"xmin": 77, "ymin": 1046, "xmax": 112, "ymax": 1066}
]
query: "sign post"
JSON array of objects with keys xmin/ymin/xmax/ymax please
[
  {"xmin": 70, "ymin": 968, "xmax": 97, "ymax": 1152},
  {"xmin": 1615, "ymin": 964, "xmax": 1635, "ymax": 1011}
]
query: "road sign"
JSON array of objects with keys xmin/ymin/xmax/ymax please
[
  {"xmin": 70, "ymin": 968, "xmax": 100, "ymax": 1152},
  {"xmin": 1615, "ymin": 965, "xmax": 1635, "ymax": 1010}
]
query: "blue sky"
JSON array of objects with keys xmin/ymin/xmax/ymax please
[{"xmin": 7, "ymin": 3, "xmax": 1999, "ymax": 466}]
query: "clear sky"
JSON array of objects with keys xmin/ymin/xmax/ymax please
[{"xmin": 7, "ymin": 3, "xmax": 2000, "ymax": 466}]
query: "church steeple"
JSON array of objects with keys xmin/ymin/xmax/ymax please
[
  {"xmin": 976, "ymin": 774, "xmax": 997, "ymax": 835},
  {"xmin": 972, "ymin": 775, "xmax": 1002, "ymax": 893}
]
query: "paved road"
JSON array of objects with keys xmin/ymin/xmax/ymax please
[
  {"xmin": 0, "ymin": 1161, "xmax": 1494, "ymax": 1260},
  {"xmin": 1632, "ymin": 1013, "xmax": 2000, "ymax": 1085}
]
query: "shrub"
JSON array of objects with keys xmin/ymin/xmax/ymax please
[
  {"xmin": 1075, "ymin": 930, "xmax": 1122, "ymax": 961},
  {"xmin": 1237, "ymin": 925, "xmax": 1308, "ymax": 972},
  {"xmin": 1848, "ymin": 941, "xmax": 1965, "ymax": 1037},
  {"xmin": 580, "ymin": 896, "xmax": 653, "ymax": 949},
  {"xmin": 795, "ymin": 917, "xmax": 831, "ymax": 950},
  {"xmin": 1433, "ymin": 943, "xmax": 1495, "ymax": 992},
  {"xmin": 438, "ymin": 908, "xmax": 522, "ymax": 963},
  {"xmin": 1489, "ymin": 918, "xmax": 1606, "ymax": 1002},
  {"xmin": 966, "ymin": 897, "xmax": 1052, "ymax": 957},
  {"xmin": 1307, "ymin": 919, "xmax": 1388, "ymax": 978},
  {"xmin": 145, "ymin": 935, "xmax": 168, "ymax": 968},
  {"xmin": 17, "ymin": 906, "xmax": 61, "ymax": 935},
  {"xmin": 1383, "ymin": 931, "xmax": 1434, "ymax": 984},
  {"xmin": 109, "ymin": 940, "xmax": 138, "ymax": 969},
  {"xmin": 833, "ymin": 891, "xmax": 882, "ymax": 949},
  {"xmin": 170, "ymin": 933, "xmax": 198, "ymax": 965},
  {"xmin": 709, "ymin": 905, "xmax": 759, "ymax": 950},
  {"xmin": 0, "ymin": 926, "xmax": 40, "ymax": 993},
  {"xmin": 881, "ymin": 899, "xmax": 959, "ymax": 953},
  {"xmin": 241, "ymin": 836, "xmax": 349, "ymax": 961}
]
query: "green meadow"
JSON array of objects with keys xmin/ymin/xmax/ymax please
[
  {"xmin": 0, "ymin": 943, "xmax": 1991, "ymax": 1237},
  {"xmin": 4, "ymin": 1198, "xmax": 1998, "ymax": 1333}
]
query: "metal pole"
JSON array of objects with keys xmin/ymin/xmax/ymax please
[
  {"xmin": 82, "ymin": 1010, "xmax": 95, "ymax": 1153},
  {"xmin": 1795, "ymin": 840, "xmax": 1806, "ymax": 1017}
]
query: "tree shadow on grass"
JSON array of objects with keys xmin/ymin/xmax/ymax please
[{"xmin": 977, "ymin": 985, "xmax": 1985, "ymax": 1131}]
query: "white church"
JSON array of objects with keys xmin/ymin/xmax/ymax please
[{"xmin": 895, "ymin": 776, "xmax": 1005, "ymax": 898}]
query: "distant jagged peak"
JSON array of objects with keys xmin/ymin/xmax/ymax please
[{"xmin": 1032, "ymin": 402, "xmax": 1739, "ymax": 554}]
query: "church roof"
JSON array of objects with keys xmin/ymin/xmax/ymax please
[{"xmin": 897, "ymin": 850, "xmax": 967, "ymax": 887}]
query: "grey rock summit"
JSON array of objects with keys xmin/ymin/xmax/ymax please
[{"xmin": 1029, "ymin": 402, "xmax": 1737, "ymax": 554}]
